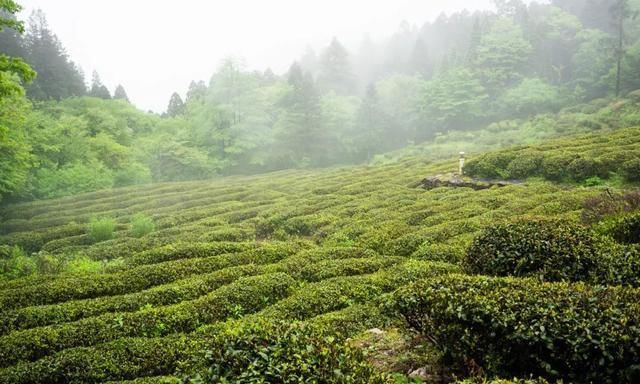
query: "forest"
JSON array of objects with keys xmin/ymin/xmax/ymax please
[
  {"xmin": 3, "ymin": 0, "xmax": 640, "ymax": 383},
  {"xmin": 1, "ymin": 0, "xmax": 639, "ymax": 202}
]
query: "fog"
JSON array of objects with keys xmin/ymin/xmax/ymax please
[{"xmin": 19, "ymin": 0, "xmax": 498, "ymax": 112}]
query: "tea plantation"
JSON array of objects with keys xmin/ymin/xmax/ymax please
[{"xmin": 1, "ymin": 126, "xmax": 640, "ymax": 383}]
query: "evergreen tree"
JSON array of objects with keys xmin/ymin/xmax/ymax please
[
  {"xmin": 89, "ymin": 71, "xmax": 111, "ymax": 99},
  {"xmin": 274, "ymin": 62, "xmax": 325, "ymax": 167},
  {"xmin": 0, "ymin": 9, "xmax": 25, "ymax": 58},
  {"xmin": 352, "ymin": 84, "xmax": 387, "ymax": 161},
  {"xmin": 166, "ymin": 92, "xmax": 185, "ymax": 117},
  {"xmin": 474, "ymin": 18, "xmax": 533, "ymax": 92},
  {"xmin": 611, "ymin": 0, "xmax": 638, "ymax": 96},
  {"xmin": 317, "ymin": 37, "xmax": 355, "ymax": 95},
  {"xmin": 408, "ymin": 37, "xmax": 433, "ymax": 78},
  {"xmin": 186, "ymin": 80, "xmax": 206, "ymax": 102},
  {"xmin": 24, "ymin": 10, "xmax": 85, "ymax": 100},
  {"xmin": 113, "ymin": 84, "xmax": 129, "ymax": 102}
]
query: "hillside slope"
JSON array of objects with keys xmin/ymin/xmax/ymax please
[{"xmin": 0, "ymin": 126, "xmax": 639, "ymax": 382}]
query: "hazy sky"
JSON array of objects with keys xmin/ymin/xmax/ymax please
[{"xmin": 18, "ymin": 0, "xmax": 499, "ymax": 112}]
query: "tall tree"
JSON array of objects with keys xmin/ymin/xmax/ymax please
[
  {"xmin": 166, "ymin": 92, "xmax": 185, "ymax": 117},
  {"xmin": 113, "ymin": 84, "xmax": 129, "ymax": 102},
  {"xmin": 274, "ymin": 62, "xmax": 325, "ymax": 167},
  {"xmin": 0, "ymin": 7, "xmax": 25, "ymax": 58},
  {"xmin": 352, "ymin": 84, "xmax": 387, "ymax": 161},
  {"xmin": 317, "ymin": 37, "xmax": 355, "ymax": 95},
  {"xmin": 474, "ymin": 18, "xmax": 532, "ymax": 92},
  {"xmin": 408, "ymin": 38, "xmax": 433, "ymax": 78},
  {"xmin": 24, "ymin": 9, "xmax": 85, "ymax": 100},
  {"xmin": 611, "ymin": 0, "xmax": 638, "ymax": 96},
  {"xmin": 0, "ymin": 0, "xmax": 34, "ymax": 202},
  {"xmin": 421, "ymin": 67, "xmax": 488, "ymax": 132},
  {"xmin": 89, "ymin": 71, "xmax": 111, "ymax": 99}
]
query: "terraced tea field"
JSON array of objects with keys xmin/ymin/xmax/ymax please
[{"xmin": 0, "ymin": 127, "xmax": 639, "ymax": 383}]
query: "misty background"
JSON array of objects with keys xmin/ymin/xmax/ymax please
[
  {"xmin": 1, "ymin": 0, "xmax": 639, "ymax": 204},
  {"xmin": 18, "ymin": 0, "xmax": 502, "ymax": 112}
]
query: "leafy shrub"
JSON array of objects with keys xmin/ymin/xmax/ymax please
[
  {"xmin": 0, "ymin": 273, "xmax": 296, "ymax": 366},
  {"xmin": 32, "ymin": 160, "xmax": 114, "ymax": 199},
  {"xmin": 0, "ymin": 243, "xmax": 302, "ymax": 310},
  {"xmin": 130, "ymin": 214, "xmax": 155, "ymax": 238},
  {"xmin": 581, "ymin": 190, "xmax": 640, "ymax": 224},
  {"xmin": 412, "ymin": 242, "xmax": 465, "ymax": 263},
  {"xmin": 181, "ymin": 320, "xmax": 389, "ymax": 383},
  {"xmin": 465, "ymin": 152, "xmax": 515, "ymax": 179},
  {"xmin": 596, "ymin": 212, "xmax": 640, "ymax": 244},
  {"xmin": 0, "ymin": 246, "xmax": 36, "ymax": 280},
  {"xmin": 464, "ymin": 218, "xmax": 601, "ymax": 282},
  {"xmin": 505, "ymin": 151, "xmax": 543, "ymax": 179},
  {"xmin": 0, "ymin": 265, "xmax": 263, "ymax": 336},
  {"xmin": 88, "ymin": 217, "xmax": 116, "ymax": 243},
  {"xmin": 566, "ymin": 157, "xmax": 607, "ymax": 181},
  {"xmin": 622, "ymin": 158, "xmax": 640, "ymax": 182},
  {"xmin": 540, "ymin": 154, "xmax": 573, "ymax": 181},
  {"xmin": 390, "ymin": 274, "xmax": 640, "ymax": 383},
  {"xmin": 0, "ymin": 336, "xmax": 192, "ymax": 384}
]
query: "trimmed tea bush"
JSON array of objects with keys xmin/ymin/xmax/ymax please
[
  {"xmin": 597, "ymin": 212, "xmax": 640, "ymax": 244},
  {"xmin": 464, "ymin": 217, "xmax": 601, "ymax": 282},
  {"xmin": 180, "ymin": 319, "xmax": 389, "ymax": 383},
  {"xmin": 391, "ymin": 274, "xmax": 640, "ymax": 383}
]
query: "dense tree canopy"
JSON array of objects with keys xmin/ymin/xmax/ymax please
[{"xmin": 1, "ymin": 0, "xmax": 640, "ymax": 202}]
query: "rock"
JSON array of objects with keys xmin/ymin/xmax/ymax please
[
  {"xmin": 419, "ymin": 175, "xmax": 521, "ymax": 191},
  {"xmin": 366, "ymin": 328, "xmax": 385, "ymax": 335}
]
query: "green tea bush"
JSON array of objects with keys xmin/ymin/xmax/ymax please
[
  {"xmin": 0, "ymin": 273, "xmax": 296, "ymax": 366},
  {"xmin": 596, "ymin": 212, "xmax": 640, "ymax": 244},
  {"xmin": 464, "ymin": 217, "xmax": 601, "ymax": 282},
  {"xmin": 581, "ymin": 190, "xmax": 640, "ymax": 224},
  {"xmin": 623, "ymin": 158, "xmax": 640, "ymax": 182},
  {"xmin": 130, "ymin": 214, "xmax": 155, "ymax": 238},
  {"xmin": 465, "ymin": 152, "xmax": 515, "ymax": 179},
  {"xmin": 88, "ymin": 217, "xmax": 117, "ymax": 243},
  {"xmin": 566, "ymin": 157, "xmax": 608, "ymax": 181},
  {"xmin": 412, "ymin": 242, "xmax": 465, "ymax": 263},
  {"xmin": 0, "ymin": 243, "xmax": 303, "ymax": 310},
  {"xmin": 505, "ymin": 152, "xmax": 543, "ymax": 179},
  {"xmin": 0, "ymin": 265, "xmax": 262, "ymax": 336},
  {"xmin": 390, "ymin": 274, "xmax": 640, "ymax": 383},
  {"xmin": 0, "ymin": 336, "xmax": 192, "ymax": 384},
  {"xmin": 181, "ymin": 320, "xmax": 389, "ymax": 383}
]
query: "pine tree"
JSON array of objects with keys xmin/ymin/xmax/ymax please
[
  {"xmin": 353, "ymin": 84, "xmax": 387, "ymax": 161},
  {"xmin": 0, "ymin": 9, "xmax": 25, "ymax": 58},
  {"xmin": 89, "ymin": 71, "xmax": 111, "ymax": 99},
  {"xmin": 275, "ymin": 62, "xmax": 325, "ymax": 167},
  {"xmin": 186, "ymin": 80, "xmax": 206, "ymax": 102},
  {"xmin": 317, "ymin": 37, "xmax": 355, "ymax": 95},
  {"xmin": 408, "ymin": 38, "xmax": 433, "ymax": 78},
  {"xmin": 166, "ymin": 92, "xmax": 185, "ymax": 117},
  {"xmin": 113, "ymin": 84, "xmax": 129, "ymax": 102},
  {"xmin": 24, "ymin": 9, "xmax": 85, "ymax": 100}
]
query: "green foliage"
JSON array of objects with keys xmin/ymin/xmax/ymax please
[
  {"xmin": 88, "ymin": 217, "xmax": 116, "ymax": 243},
  {"xmin": 390, "ymin": 274, "xmax": 640, "ymax": 383},
  {"xmin": 182, "ymin": 320, "xmax": 388, "ymax": 383},
  {"xmin": 464, "ymin": 217, "xmax": 601, "ymax": 282},
  {"xmin": 421, "ymin": 67, "xmax": 488, "ymax": 131},
  {"xmin": 501, "ymin": 78, "xmax": 562, "ymax": 116},
  {"xmin": 130, "ymin": 214, "xmax": 155, "ymax": 238},
  {"xmin": 597, "ymin": 211, "xmax": 640, "ymax": 244},
  {"xmin": 34, "ymin": 160, "xmax": 115, "ymax": 199}
]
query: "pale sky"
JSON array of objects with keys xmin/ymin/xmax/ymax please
[{"xmin": 18, "ymin": 0, "xmax": 500, "ymax": 112}]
